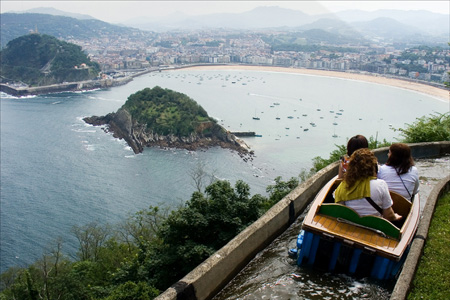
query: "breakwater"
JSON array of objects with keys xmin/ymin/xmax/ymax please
[
  {"xmin": 230, "ymin": 131, "xmax": 256, "ymax": 137},
  {"xmin": 0, "ymin": 77, "xmax": 132, "ymax": 97}
]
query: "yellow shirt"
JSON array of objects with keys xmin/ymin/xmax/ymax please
[{"xmin": 334, "ymin": 177, "xmax": 377, "ymax": 203}]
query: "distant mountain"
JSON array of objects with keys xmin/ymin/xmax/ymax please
[
  {"xmin": 121, "ymin": 6, "xmax": 448, "ymax": 44},
  {"xmin": 0, "ymin": 13, "xmax": 149, "ymax": 48},
  {"xmin": 1, "ymin": 6, "xmax": 448, "ymax": 47},
  {"xmin": 297, "ymin": 18, "xmax": 363, "ymax": 38},
  {"xmin": 203, "ymin": 6, "xmax": 314, "ymax": 29},
  {"xmin": 23, "ymin": 7, "xmax": 95, "ymax": 20},
  {"xmin": 335, "ymin": 9, "xmax": 449, "ymax": 40},
  {"xmin": 352, "ymin": 17, "xmax": 427, "ymax": 41},
  {"xmin": 124, "ymin": 6, "xmax": 316, "ymax": 31}
]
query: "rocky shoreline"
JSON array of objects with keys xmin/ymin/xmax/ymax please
[{"xmin": 83, "ymin": 108, "xmax": 253, "ymax": 159}]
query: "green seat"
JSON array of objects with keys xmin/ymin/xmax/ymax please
[{"xmin": 319, "ymin": 203, "xmax": 400, "ymax": 239}]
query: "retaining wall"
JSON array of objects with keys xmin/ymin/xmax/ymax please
[
  {"xmin": 390, "ymin": 174, "xmax": 450, "ymax": 300},
  {"xmin": 156, "ymin": 141, "xmax": 450, "ymax": 300}
]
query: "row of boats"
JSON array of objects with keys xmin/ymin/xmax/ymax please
[{"xmin": 247, "ymin": 99, "xmax": 346, "ymax": 138}]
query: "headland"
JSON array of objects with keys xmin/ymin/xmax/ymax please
[{"xmin": 83, "ymin": 86, "xmax": 252, "ymax": 158}]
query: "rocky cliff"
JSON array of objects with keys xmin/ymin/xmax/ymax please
[{"xmin": 83, "ymin": 107, "xmax": 251, "ymax": 156}]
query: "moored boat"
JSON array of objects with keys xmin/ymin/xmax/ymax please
[{"xmin": 290, "ymin": 175, "xmax": 420, "ymax": 280}]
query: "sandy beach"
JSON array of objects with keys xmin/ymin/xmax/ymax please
[{"xmin": 183, "ymin": 65, "xmax": 449, "ymax": 102}]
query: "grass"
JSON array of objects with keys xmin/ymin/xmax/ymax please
[{"xmin": 408, "ymin": 192, "xmax": 450, "ymax": 300}]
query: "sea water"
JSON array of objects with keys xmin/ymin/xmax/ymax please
[{"xmin": 1, "ymin": 69, "xmax": 447, "ymax": 273}]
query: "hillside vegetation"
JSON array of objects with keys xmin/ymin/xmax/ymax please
[
  {"xmin": 0, "ymin": 33, "xmax": 100, "ymax": 86},
  {"xmin": 0, "ymin": 13, "xmax": 150, "ymax": 48},
  {"xmin": 123, "ymin": 86, "xmax": 214, "ymax": 136}
]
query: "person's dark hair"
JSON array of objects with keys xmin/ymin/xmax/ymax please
[
  {"xmin": 347, "ymin": 135, "xmax": 369, "ymax": 156},
  {"xmin": 386, "ymin": 143, "xmax": 415, "ymax": 174},
  {"xmin": 345, "ymin": 148, "xmax": 377, "ymax": 188}
]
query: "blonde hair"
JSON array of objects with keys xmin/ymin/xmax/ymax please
[{"xmin": 344, "ymin": 148, "xmax": 378, "ymax": 188}]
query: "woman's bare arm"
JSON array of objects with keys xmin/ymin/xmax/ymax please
[{"xmin": 383, "ymin": 207, "xmax": 402, "ymax": 222}]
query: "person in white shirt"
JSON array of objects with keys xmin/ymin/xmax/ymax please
[
  {"xmin": 334, "ymin": 148, "xmax": 402, "ymax": 222},
  {"xmin": 378, "ymin": 143, "xmax": 419, "ymax": 202}
]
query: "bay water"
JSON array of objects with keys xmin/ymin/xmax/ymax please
[{"xmin": 1, "ymin": 69, "xmax": 447, "ymax": 273}]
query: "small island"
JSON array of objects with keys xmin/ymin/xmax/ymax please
[{"xmin": 84, "ymin": 86, "xmax": 251, "ymax": 156}]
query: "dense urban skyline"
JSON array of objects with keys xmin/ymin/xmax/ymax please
[{"xmin": 2, "ymin": 1, "xmax": 448, "ymax": 23}]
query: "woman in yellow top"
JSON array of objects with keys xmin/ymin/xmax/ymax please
[{"xmin": 335, "ymin": 148, "xmax": 402, "ymax": 222}]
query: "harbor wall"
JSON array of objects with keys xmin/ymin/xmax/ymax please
[
  {"xmin": 155, "ymin": 141, "xmax": 450, "ymax": 300},
  {"xmin": 0, "ymin": 77, "xmax": 132, "ymax": 97}
]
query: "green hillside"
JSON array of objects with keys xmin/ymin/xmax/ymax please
[
  {"xmin": 0, "ymin": 33, "xmax": 101, "ymax": 86},
  {"xmin": 0, "ymin": 13, "xmax": 150, "ymax": 48},
  {"xmin": 123, "ymin": 86, "xmax": 216, "ymax": 136}
]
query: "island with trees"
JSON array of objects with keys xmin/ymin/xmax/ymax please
[{"xmin": 84, "ymin": 86, "xmax": 251, "ymax": 155}]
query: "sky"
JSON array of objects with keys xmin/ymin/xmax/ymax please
[{"xmin": 1, "ymin": 1, "xmax": 449, "ymax": 23}]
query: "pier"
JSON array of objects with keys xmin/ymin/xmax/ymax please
[
  {"xmin": 230, "ymin": 131, "xmax": 256, "ymax": 137},
  {"xmin": 0, "ymin": 76, "xmax": 132, "ymax": 97}
]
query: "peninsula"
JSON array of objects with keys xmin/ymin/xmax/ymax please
[
  {"xmin": 83, "ymin": 86, "xmax": 250, "ymax": 155},
  {"xmin": 0, "ymin": 33, "xmax": 109, "ymax": 96}
]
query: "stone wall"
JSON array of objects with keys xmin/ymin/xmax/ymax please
[{"xmin": 0, "ymin": 77, "xmax": 132, "ymax": 97}]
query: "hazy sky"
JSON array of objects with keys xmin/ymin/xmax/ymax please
[{"xmin": 1, "ymin": 1, "xmax": 449, "ymax": 23}]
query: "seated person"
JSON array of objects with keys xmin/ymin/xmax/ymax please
[
  {"xmin": 334, "ymin": 148, "xmax": 402, "ymax": 222},
  {"xmin": 338, "ymin": 134, "xmax": 369, "ymax": 179},
  {"xmin": 378, "ymin": 143, "xmax": 419, "ymax": 202}
]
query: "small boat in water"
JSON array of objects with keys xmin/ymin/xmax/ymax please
[
  {"xmin": 253, "ymin": 109, "xmax": 260, "ymax": 120},
  {"xmin": 290, "ymin": 176, "xmax": 420, "ymax": 280}
]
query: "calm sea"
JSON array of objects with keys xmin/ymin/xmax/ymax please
[{"xmin": 1, "ymin": 69, "xmax": 447, "ymax": 272}]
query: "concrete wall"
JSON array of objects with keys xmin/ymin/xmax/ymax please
[
  {"xmin": 0, "ymin": 77, "xmax": 132, "ymax": 97},
  {"xmin": 156, "ymin": 141, "xmax": 450, "ymax": 300}
]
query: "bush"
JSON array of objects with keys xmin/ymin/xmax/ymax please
[{"xmin": 395, "ymin": 112, "xmax": 450, "ymax": 143}]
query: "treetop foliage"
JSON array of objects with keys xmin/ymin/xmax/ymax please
[
  {"xmin": 394, "ymin": 112, "xmax": 450, "ymax": 143},
  {"xmin": 123, "ymin": 86, "xmax": 215, "ymax": 136}
]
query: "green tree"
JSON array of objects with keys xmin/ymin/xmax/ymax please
[
  {"xmin": 395, "ymin": 112, "xmax": 450, "ymax": 143},
  {"xmin": 103, "ymin": 281, "xmax": 159, "ymax": 300},
  {"xmin": 263, "ymin": 176, "xmax": 299, "ymax": 210},
  {"xmin": 71, "ymin": 222, "xmax": 111, "ymax": 262}
]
